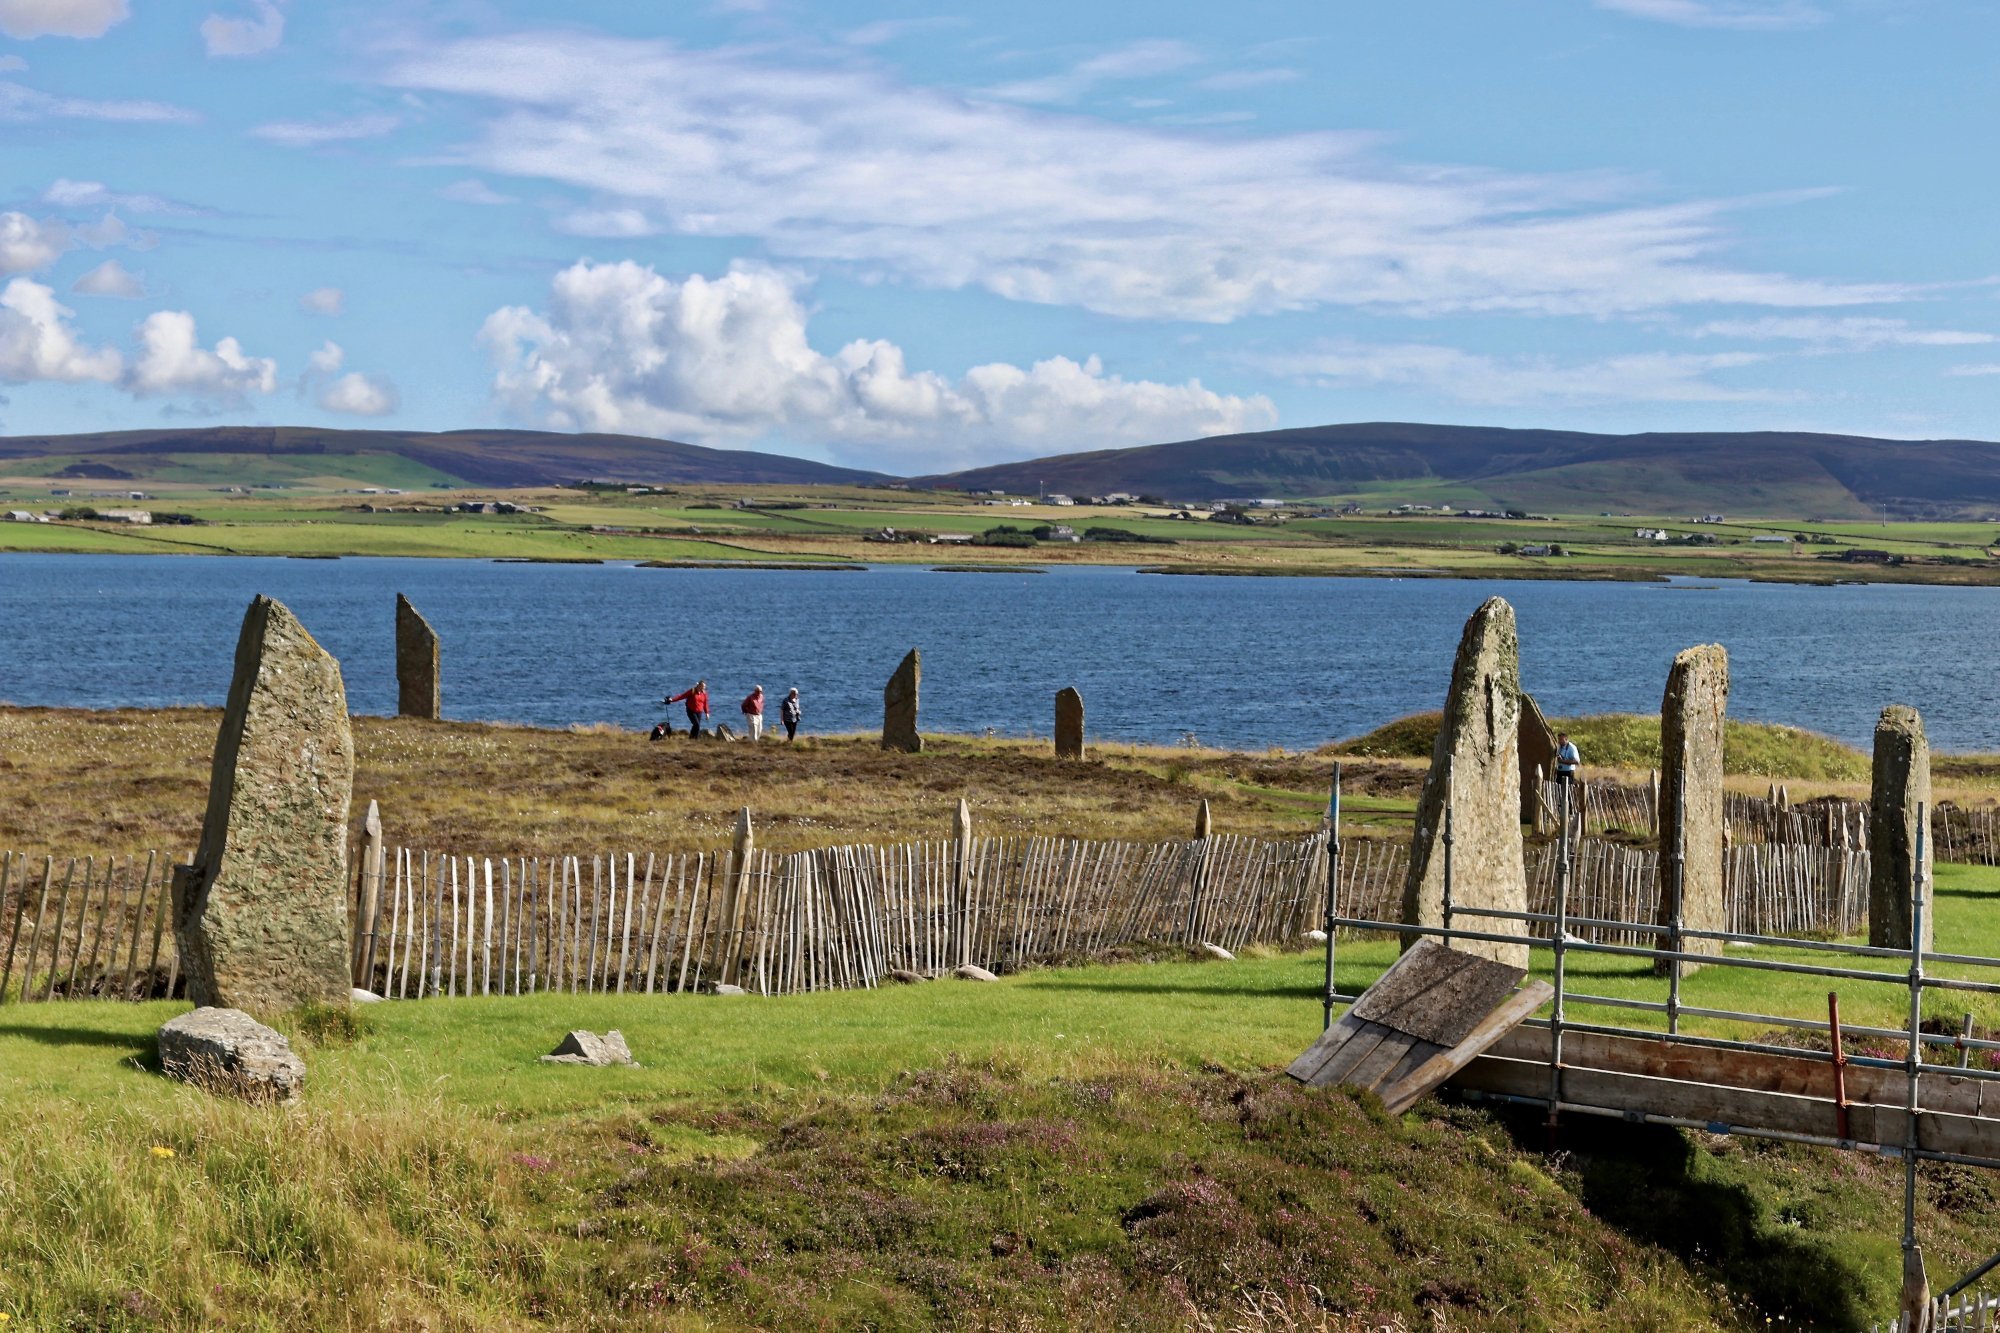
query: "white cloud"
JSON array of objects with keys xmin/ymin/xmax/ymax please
[
  {"xmin": 1946, "ymin": 364, "xmax": 2000, "ymax": 378},
  {"xmin": 981, "ymin": 39, "xmax": 1201, "ymax": 105},
  {"xmin": 202, "ymin": 0, "xmax": 283, "ymax": 56},
  {"xmin": 0, "ymin": 212, "xmax": 66, "ymax": 274},
  {"xmin": 300, "ymin": 286, "xmax": 345, "ymax": 316},
  {"xmin": 480, "ymin": 260, "xmax": 1275, "ymax": 468},
  {"xmin": 554, "ymin": 206, "xmax": 656, "ymax": 238},
  {"xmin": 42, "ymin": 178, "xmax": 194, "ymax": 214},
  {"xmin": 1592, "ymin": 0, "xmax": 1825, "ymax": 29},
  {"xmin": 0, "ymin": 79, "xmax": 195, "ymax": 122},
  {"xmin": 1194, "ymin": 67, "xmax": 1301, "ymax": 91},
  {"xmin": 387, "ymin": 32, "xmax": 1908, "ymax": 324},
  {"xmin": 318, "ymin": 371, "xmax": 398, "ymax": 416},
  {"xmin": 439, "ymin": 178, "xmax": 517, "ymax": 206},
  {"xmin": 0, "ymin": 55, "xmax": 26, "ymax": 71},
  {"xmin": 1259, "ymin": 340, "xmax": 1781, "ymax": 406},
  {"xmin": 251, "ymin": 113, "xmax": 399, "ymax": 147},
  {"xmin": 71, "ymin": 258, "xmax": 143, "ymax": 298},
  {"xmin": 125, "ymin": 310, "xmax": 276, "ymax": 397},
  {"xmin": 0, "ymin": 0, "xmax": 128, "ymax": 39},
  {"xmin": 1691, "ymin": 316, "xmax": 1994, "ymax": 349},
  {"xmin": 300, "ymin": 339, "xmax": 396, "ymax": 414},
  {"xmin": 0, "ymin": 278, "xmax": 121, "ymax": 382}
]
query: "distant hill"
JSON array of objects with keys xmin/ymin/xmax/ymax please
[
  {"xmin": 922, "ymin": 423, "xmax": 2000, "ymax": 518},
  {"xmin": 10, "ymin": 421, "xmax": 2000, "ymax": 518},
  {"xmin": 0, "ymin": 426, "xmax": 885, "ymax": 490}
]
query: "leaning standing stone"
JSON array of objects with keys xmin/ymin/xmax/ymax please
[
  {"xmin": 882, "ymin": 648, "xmax": 923, "ymax": 753},
  {"xmin": 158, "ymin": 1007, "xmax": 307, "ymax": 1103},
  {"xmin": 1870, "ymin": 705, "xmax": 1934, "ymax": 952},
  {"xmin": 1655, "ymin": 645, "xmax": 1728, "ymax": 973},
  {"xmin": 395, "ymin": 593, "xmax": 441, "ymax": 720},
  {"xmin": 1400, "ymin": 598, "xmax": 1529, "ymax": 967},
  {"xmin": 172, "ymin": 595, "xmax": 355, "ymax": 1013},
  {"xmin": 1055, "ymin": 687, "xmax": 1085, "ymax": 759}
]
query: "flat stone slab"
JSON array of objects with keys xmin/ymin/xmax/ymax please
[
  {"xmin": 158, "ymin": 1006, "xmax": 306, "ymax": 1103},
  {"xmin": 953, "ymin": 964, "xmax": 998, "ymax": 982},
  {"xmin": 541, "ymin": 1029, "xmax": 636, "ymax": 1067},
  {"xmin": 1199, "ymin": 942, "xmax": 1236, "ymax": 961},
  {"xmin": 887, "ymin": 968, "xmax": 928, "ymax": 984}
]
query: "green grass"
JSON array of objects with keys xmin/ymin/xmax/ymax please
[
  {"xmin": 10, "ymin": 875, "xmax": 2000, "ymax": 1329},
  {"xmin": 1333, "ymin": 711, "xmax": 1871, "ymax": 782}
]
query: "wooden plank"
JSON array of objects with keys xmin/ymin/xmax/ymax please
[
  {"xmin": 1305, "ymin": 1020, "xmax": 1398, "ymax": 1087},
  {"xmin": 1350, "ymin": 938, "xmax": 1528, "ymax": 1047},
  {"xmin": 1378, "ymin": 981, "xmax": 1553, "ymax": 1115}
]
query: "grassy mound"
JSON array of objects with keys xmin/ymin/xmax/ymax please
[{"xmin": 1331, "ymin": 711, "xmax": 1869, "ymax": 782}]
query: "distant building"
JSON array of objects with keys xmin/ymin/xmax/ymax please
[
  {"xmin": 1044, "ymin": 524, "xmax": 1078, "ymax": 541},
  {"xmin": 1518, "ymin": 544, "xmax": 1553, "ymax": 556},
  {"xmin": 1750, "ymin": 534, "xmax": 1789, "ymax": 544},
  {"xmin": 1043, "ymin": 494, "xmax": 1075, "ymax": 506},
  {"xmin": 929, "ymin": 531, "xmax": 975, "ymax": 544},
  {"xmin": 4, "ymin": 510, "xmax": 42, "ymax": 523},
  {"xmin": 1691, "ymin": 514, "xmax": 1725, "ymax": 524},
  {"xmin": 96, "ymin": 509, "xmax": 153, "ymax": 524},
  {"xmin": 1634, "ymin": 528, "xmax": 1670, "ymax": 540}
]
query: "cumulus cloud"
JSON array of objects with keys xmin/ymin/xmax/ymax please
[
  {"xmin": 480, "ymin": 260, "xmax": 1275, "ymax": 468},
  {"xmin": 1259, "ymin": 340, "xmax": 1781, "ymax": 406},
  {"xmin": 0, "ymin": 79, "xmax": 194, "ymax": 122},
  {"xmin": 201, "ymin": 0, "xmax": 283, "ymax": 56},
  {"xmin": 252, "ymin": 113, "xmax": 399, "ymax": 147},
  {"xmin": 0, "ymin": 212, "xmax": 66, "ymax": 274},
  {"xmin": 299, "ymin": 339, "xmax": 397, "ymax": 415},
  {"xmin": 385, "ymin": 32, "xmax": 1906, "ymax": 324},
  {"xmin": 300, "ymin": 286, "xmax": 344, "ymax": 315},
  {"xmin": 0, "ymin": 0, "xmax": 128, "ymax": 39},
  {"xmin": 0, "ymin": 278, "xmax": 121, "ymax": 382},
  {"xmin": 125, "ymin": 310, "xmax": 276, "ymax": 397},
  {"xmin": 1593, "ymin": 0, "xmax": 1824, "ymax": 28},
  {"xmin": 71, "ymin": 258, "xmax": 143, "ymax": 298}
]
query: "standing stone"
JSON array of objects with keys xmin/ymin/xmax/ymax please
[
  {"xmin": 395, "ymin": 593, "xmax": 440, "ymax": 720},
  {"xmin": 1517, "ymin": 691, "xmax": 1558, "ymax": 826},
  {"xmin": 1054, "ymin": 687, "xmax": 1085, "ymax": 759},
  {"xmin": 882, "ymin": 648, "xmax": 922, "ymax": 753},
  {"xmin": 1870, "ymin": 705, "xmax": 1934, "ymax": 952},
  {"xmin": 172, "ymin": 595, "xmax": 354, "ymax": 1013},
  {"xmin": 1655, "ymin": 645, "xmax": 1728, "ymax": 973},
  {"xmin": 1401, "ymin": 598, "xmax": 1528, "ymax": 967}
]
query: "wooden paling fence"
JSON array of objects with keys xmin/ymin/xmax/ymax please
[
  {"xmin": 0, "ymin": 850, "xmax": 184, "ymax": 1003},
  {"xmin": 348, "ymin": 833, "xmax": 1335, "ymax": 999}
]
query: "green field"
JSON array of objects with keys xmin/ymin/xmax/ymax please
[
  {"xmin": 4, "ymin": 478, "xmax": 2000, "ymax": 584},
  {"xmin": 9, "ymin": 869, "xmax": 2000, "ymax": 1329}
]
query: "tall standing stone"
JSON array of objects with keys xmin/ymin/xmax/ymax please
[
  {"xmin": 172, "ymin": 595, "xmax": 354, "ymax": 1013},
  {"xmin": 1655, "ymin": 645, "xmax": 1728, "ymax": 973},
  {"xmin": 882, "ymin": 648, "xmax": 922, "ymax": 753},
  {"xmin": 395, "ymin": 593, "xmax": 440, "ymax": 720},
  {"xmin": 1054, "ymin": 687, "xmax": 1085, "ymax": 759},
  {"xmin": 1517, "ymin": 691, "xmax": 1558, "ymax": 826},
  {"xmin": 1870, "ymin": 705, "xmax": 1934, "ymax": 953},
  {"xmin": 1401, "ymin": 598, "xmax": 1528, "ymax": 967}
]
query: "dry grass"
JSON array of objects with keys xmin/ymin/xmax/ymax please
[{"xmin": 0, "ymin": 707, "xmax": 1421, "ymax": 858}]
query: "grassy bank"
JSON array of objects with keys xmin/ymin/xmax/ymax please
[{"xmin": 13, "ymin": 922, "xmax": 2000, "ymax": 1330}]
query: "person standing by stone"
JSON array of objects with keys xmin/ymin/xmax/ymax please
[
  {"xmin": 665, "ymin": 680, "xmax": 710, "ymax": 738},
  {"xmin": 741, "ymin": 685, "xmax": 766, "ymax": 741},
  {"xmin": 780, "ymin": 687, "xmax": 803, "ymax": 741}
]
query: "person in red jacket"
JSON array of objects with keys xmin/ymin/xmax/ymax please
[
  {"xmin": 664, "ymin": 680, "xmax": 710, "ymax": 737},
  {"xmin": 741, "ymin": 684, "xmax": 765, "ymax": 741}
]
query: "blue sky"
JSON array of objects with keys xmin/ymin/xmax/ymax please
[{"xmin": 1, "ymin": 0, "xmax": 1997, "ymax": 471}]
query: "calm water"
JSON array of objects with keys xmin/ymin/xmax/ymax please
[{"xmin": 0, "ymin": 554, "xmax": 1992, "ymax": 752}]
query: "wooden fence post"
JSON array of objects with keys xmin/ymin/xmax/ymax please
[
  {"xmin": 952, "ymin": 798, "xmax": 974, "ymax": 967},
  {"xmin": 722, "ymin": 808, "xmax": 754, "ymax": 985},
  {"xmin": 353, "ymin": 800, "xmax": 385, "ymax": 988},
  {"xmin": 1187, "ymin": 800, "xmax": 1214, "ymax": 942}
]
